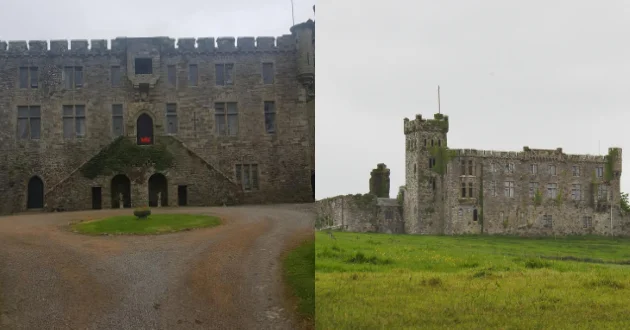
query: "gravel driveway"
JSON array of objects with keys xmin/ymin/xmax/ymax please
[{"xmin": 0, "ymin": 204, "xmax": 314, "ymax": 330}]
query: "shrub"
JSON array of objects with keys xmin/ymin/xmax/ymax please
[{"xmin": 134, "ymin": 206, "xmax": 151, "ymax": 219}]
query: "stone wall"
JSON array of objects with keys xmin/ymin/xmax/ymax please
[
  {"xmin": 315, "ymin": 194, "xmax": 404, "ymax": 234},
  {"xmin": 0, "ymin": 20, "xmax": 315, "ymax": 214},
  {"xmin": 402, "ymin": 112, "xmax": 630, "ymax": 237}
]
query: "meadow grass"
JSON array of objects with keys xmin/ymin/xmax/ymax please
[
  {"xmin": 284, "ymin": 239, "xmax": 315, "ymax": 323},
  {"xmin": 73, "ymin": 214, "xmax": 221, "ymax": 235},
  {"xmin": 316, "ymin": 232, "xmax": 630, "ymax": 329}
]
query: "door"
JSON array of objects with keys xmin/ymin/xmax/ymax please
[
  {"xmin": 91, "ymin": 187, "xmax": 102, "ymax": 209},
  {"xmin": 178, "ymin": 185, "xmax": 188, "ymax": 206},
  {"xmin": 27, "ymin": 176, "xmax": 44, "ymax": 209}
]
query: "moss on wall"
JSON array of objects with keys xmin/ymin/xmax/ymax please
[
  {"xmin": 605, "ymin": 148, "xmax": 619, "ymax": 182},
  {"xmin": 428, "ymin": 146, "xmax": 457, "ymax": 176},
  {"xmin": 80, "ymin": 137, "xmax": 174, "ymax": 179}
]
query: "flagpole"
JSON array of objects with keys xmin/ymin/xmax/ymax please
[
  {"xmin": 291, "ymin": 0, "xmax": 295, "ymax": 26},
  {"xmin": 438, "ymin": 85, "xmax": 441, "ymax": 114}
]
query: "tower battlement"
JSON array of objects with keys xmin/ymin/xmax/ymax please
[
  {"xmin": 403, "ymin": 113, "xmax": 449, "ymax": 135},
  {"xmin": 0, "ymin": 35, "xmax": 298, "ymax": 56}
]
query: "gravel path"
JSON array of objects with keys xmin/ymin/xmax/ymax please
[{"xmin": 0, "ymin": 204, "xmax": 314, "ymax": 330}]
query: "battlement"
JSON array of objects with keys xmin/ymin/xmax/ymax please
[
  {"xmin": 404, "ymin": 113, "xmax": 449, "ymax": 134},
  {"xmin": 452, "ymin": 146, "xmax": 622, "ymax": 163},
  {"xmin": 0, "ymin": 35, "xmax": 297, "ymax": 56}
]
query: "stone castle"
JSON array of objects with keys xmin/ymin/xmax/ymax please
[
  {"xmin": 0, "ymin": 20, "xmax": 315, "ymax": 214},
  {"xmin": 316, "ymin": 113, "xmax": 629, "ymax": 236}
]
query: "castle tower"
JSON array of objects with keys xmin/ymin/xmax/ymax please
[
  {"xmin": 290, "ymin": 19, "xmax": 315, "ymax": 101},
  {"xmin": 290, "ymin": 19, "xmax": 316, "ymax": 198},
  {"xmin": 403, "ymin": 113, "xmax": 449, "ymax": 234},
  {"xmin": 369, "ymin": 163, "xmax": 391, "ymax": 198}
]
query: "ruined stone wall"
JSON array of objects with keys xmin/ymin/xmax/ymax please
[
  {"xmin": 442, "ymin": 148, "xmax": 628, "ymax": 236},
  {"xmin": 0, "ymin": 22, "xmax": 315, "ymax": 214},
  {"xmin": 315, "ymin": 194, "xmax": 404, "ymax": 234}
]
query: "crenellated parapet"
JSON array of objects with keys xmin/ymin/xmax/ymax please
[
  {"xmin": 453, "ymin": 147, "xmax": 612, "ymax": 164},
  {"xmin": 404, "ymin": 113, "xmax": 449, "ymax": 135},
  {"xmin": 0, "ymin": 35, "xmax": 296, "ymax": 57}
]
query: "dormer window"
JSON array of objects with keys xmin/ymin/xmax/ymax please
[{"xmin": 135, "ymin": 58, "xmax": 153, "ymax": 74}]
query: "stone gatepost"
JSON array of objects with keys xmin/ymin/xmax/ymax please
[{"xmin": 369, "ymin": 163, "xmax": 391, "ymax": 198}]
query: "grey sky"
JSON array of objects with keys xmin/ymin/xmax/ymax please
[
  {"xmin": 316, "ymin": 0, "xmax": 630, "ymax": 199},
  {"xmin": 1, "ymin": 0, "xmax": 313, "ymax": 41}
]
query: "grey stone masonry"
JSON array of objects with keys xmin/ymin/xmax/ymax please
[{"xmin": 0, "ymin": 19, "xmax": 315, "ymax": 214}]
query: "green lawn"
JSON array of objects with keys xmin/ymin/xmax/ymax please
[
  {"xmin": 284, "ymin": 239, "xmax": 315, "ymax": 324},
  {"xmin": 316, "ymin": 232, "xmax": 630, "ymax": 330},
  {"xmin": 73, "ymin": 213, "xmax": 221, "ymax": 235}
]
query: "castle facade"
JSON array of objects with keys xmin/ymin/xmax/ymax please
[
  {"xmin": 0, "ymin": 20, "xmax": 315, "ymax": 214},
  {"xmin": 403, "ymin": 113, "xmax": 624, "ymax": 236}
]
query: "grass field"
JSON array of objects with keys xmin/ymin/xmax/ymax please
[
  {"xmin": 316, "ymin": 232, "xmax": 630, "ymax": 330},
  {"xmin": 284, "ymin": 239, "xmax": 315, "ymax": 325},
  {"xmin": 72, "ymin": 214, "xmax": 221, "ymax": 235}
]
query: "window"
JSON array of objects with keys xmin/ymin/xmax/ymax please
[
  {"xmin": 530, "ymin": 164, "xmax": 537, "ymax": 174},
  {"xmin": 63, "ymin": 66, "xmax": 83, "ymax": 89},
  {"xmin": 473, "ymin": 209, "xmax": 478, "ymax": 221},
  {"xmin": 19, "ymin": 67, "xmax": 38, "ymax": 89},
  {"xmin": 167, "ymin": 65, "xmax": 176, "ymax": 87},
  {"xmin": 235, "ymin": 164, "xmax": 259, "ymax": 191},
  {"xmin": 458, "ymin": 208, "xmax": 463, "ymax": 217},
  {"xmin": 111, "ymin": 66, "xmax": 121, "ymax": 87},
  {"xmin": 16, "ymin": 106, "xmax": 41, "ymax": 140},
  {"xmin": 63, "ymin": 105, "xmax": 86, "ymax": 138},
  {"xmin": 215, "ymin": 63, "xmax": 234, "ymax": 86},
  {"xmin": 468, "ymin": 160, "xmax": 474, "ymax": 175},
  {"xmin": 468, "ymin": 182, "xmax": 473, "ymax": 197},
  {"xmin": 529, "ymin": 182, "xmax": 539, "ymax": 198},
  {"xmin": 504, "ymin": 181, "xmax": 515, "ymax": 198},
  {"xmin": 112, "ymin": 104, "xmax": 124, "ymax": 137},
  {"xmin": 215, "ymin": 102, "xmax": 238, "ymax": 136},
  {"xmin": 572, "ymin": 165, "xmax": 580, "ymax": 177},
  {"xmin": 491, "ymin": 181, "xmax": 496, "ymax": 197},
  {"xmin": 135, "ymin": 58, "xmax": 152, "ymax": 74},
  {"xmin": 461, "ymin": 182, "xmax": 466, "ymax": 198},
  {"xmin": 597, "ymin": 184, "xmax": 608, "ymax": 201},
  {"xmin": 583, "ymin": 216, "xmax": 593, "ymax": 229},
  {"xmin": 429, "ymin": 158, "xmax": 436, "ymax": 169},
  {"xmin": 547, "ymin": 183, "xmax": 558, "ymax": 199},
  {"xmin": 166, "ymin": 103, "xmax": 178, "ymax": 134},
  {"xmin": 571, "ymin": 184, "xmax": 581, "ymax": 201},
  {"xmin": 188, "ymin": 64, "xmax": 198, "ymax": 86},
  {"xmin": 506, "ymin": 163, "xmax": 515, "ymax": 173},
  {"xmin": 460, "ymin": 159, "xmax": 466, "ymax": 175},
  {"xmin": 431, "ymin": 177, "xmax": 436, "ymax": 191},
  {"xmin": 262, "ymin": 62, "xmax": 274, "ymax": 84},
  {"xmin": 542, "ymin": 215, "xmax": 553, "ymax": 228},
  {"xmin": 264, "ymin": 101, "xmax": 276, "ymax": 133},
  {"xmin": 596, "ymin": 166, "xmax": 604, "ymax": 178},
  {"xmin": 548, "ymin": 164, "xmax": 557, "ymax": 176}
]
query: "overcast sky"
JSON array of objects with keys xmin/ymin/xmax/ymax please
[
  {"xmin": 1, "ymin": 0, "xmax": 313, "ymax": 41},
  {"xmin": 316, "ymin": 0, "xmax": 630, "ymax": 199}
]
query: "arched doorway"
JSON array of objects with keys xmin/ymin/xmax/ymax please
[
  {"xmin": 148, "ymin": 173, "xmax": 168, "ymax": 207},
  {"xmin": 27, "ymin": 176, "xmax": 44, "ymax": 209},
  {"xmin": 111, "ymin": 174, "xmax": 131, "ymax": 208},
  {"xmin": 137, "ymin": 113, "xmax": 154, "ymax": 145}
]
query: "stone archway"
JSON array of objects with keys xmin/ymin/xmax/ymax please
[
  {"xmin": 27, "ymin": 176, "xmax": 44, "ymax": 209},
  {"xmin": 137, "ymin": 113, "xmax": 154, "ymax": 145},
  {"xmin": 148, "ymin": 173, "xmax": 168, "ymax": 207},
  {"xmin": 111, "ymin": 174, "xmax": 131, "ymax": 208}
]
